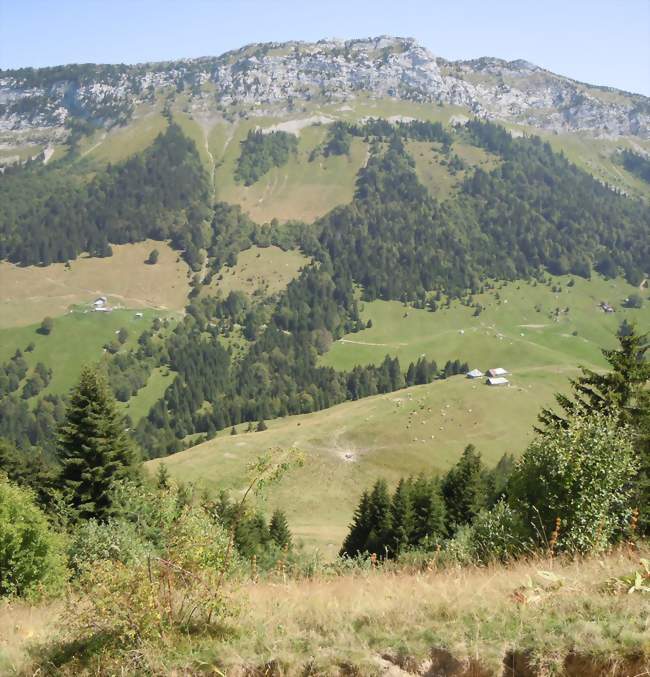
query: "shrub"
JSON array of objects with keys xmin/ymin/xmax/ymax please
[
  {"xmin": 468, "ymin": 500, "xmax": 528, "ymax": 563},
  {"xmin": 438, "ymin": 525, "xmax": 475, "ymax": 567},
  {"xmin": 509, "ymin": 411, "xmax": 638, "ymax": 553},
  {"xmin": 68, "ymin": 518, "xmax": 151, "ymax": 573},
  {"xmin": 0, "ymin": 476, "xmax": 68, "ymax": 598},
  {"xmin": 63, "ymin": 503, "xmax": 236, "ymax": 654},
  {"xmin": 38, "ymin": 316, "xmax": 53, "ymax": 335}
]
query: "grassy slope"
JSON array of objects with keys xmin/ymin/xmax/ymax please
[
  {"xmin": 151, "ymin": 275, "xmax": 649, "ymax": 555},
  {"xmin": 0, "ymin": 309, "xmax": 168, "ymax": 401},
  {"xmin": 5, "ymin": 548, "xmax": 648, "ymax": 674},
  {"xmin": 121, "ymin": 366, "xmax": 173, "ymax": 424},
  {"xmin": 151, "ymin": 374, "xmax": 563, "ymax": 557},
  {"xmin": 0, "ymin": 240, "xmax": 190, "ymax": 329},
  {"xmin": 406, "ymin": 139, "xmax": 499, "ymax": 199},
  {"xmin": 82, "ymin": 107, "xmax": 168, "ymax": 165},
  {"xmin": 213, "ymin": 119, "xmax": 367, "ymax": 223},
  {"xmin": 323, "ymin": 275, "xmax": 649, "ymax": 372},
  {"xmin": 202, "ymin": 245, "xmax": 309, "ymax": 299}
]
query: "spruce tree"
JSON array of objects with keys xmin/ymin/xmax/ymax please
[
  {"xmin": 411, "ymin": 475, "xmax": 446, "ymax": 547},
  {"xmin": 57, "ymin": 366, "xmax": 139, "ymax": 521},
  {"xmin": 340, "ymin": 490, "xmax": 372, "ymax": 557},
  {"xmin": 441, "ymin": 444, "xmax": 488, "ymax": 532},
  {"xmin": 388, "ymin": 478, "xmax": 414, "ymax": 556},
  {"xmin": 155, "ymin": 462, "xmax": 170, "ymax": 490},
  {"xmin": 269, "ymin": 509, "xmax": 292, "ymax": 549},
  {"xmin": 365, "ymin": 479, "xmax": 392, "ymax": 557}
]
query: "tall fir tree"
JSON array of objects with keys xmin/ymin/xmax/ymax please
[
  {"xmin": 57, "ymin": 366, "xmax": 139, "ymax": 521},
  {"xmin": 269, "ymin": 508, "xmax": 292, "ymax": 549},
  {"xmin": 340, "ymin": 489, "xmax": 372, "ymax": 557},
  {"xmin": 365, "ymin": 479, "xmax": 392, "ymax": 557},
  {"xmin": 441, "ymin": 444, "xmax": 488, "ymax": 532},
  {"xmin": 388, "ymin": 478, "xmax": 414, "ymax": 556},
  {"xmin": 410, "ymin": 475, "xmax": 446, "ymax": 547}
]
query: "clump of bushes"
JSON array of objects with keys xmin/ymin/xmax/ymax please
[{"xmin": 0, "ymin": 476, "xmax": 68, "ymax": 598}]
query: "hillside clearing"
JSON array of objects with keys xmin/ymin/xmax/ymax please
[
  {"xmin": 0, "ymin": 240, "xmax": 190, "ymax": 329},
  {"xmin": 323, "ymin": 275, "xmax": 650, "ymax": 373},
  {"xmin": 203, "ymin": 245, "xmax": 310, "ymax": 299},
  {"xmin": 213, "ymin": 118, "xmax": 367, "ymax": 223}
]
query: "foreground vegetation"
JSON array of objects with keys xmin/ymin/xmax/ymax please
[{"xmin": 3, "ymin": 547, "xmax": 649, "ymax": 675}]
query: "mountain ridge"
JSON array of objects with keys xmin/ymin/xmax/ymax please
[{"xmin": 1, "ymin": 35, "xmax": 649, "ymax": 142}]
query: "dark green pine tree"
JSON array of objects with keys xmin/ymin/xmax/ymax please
[
  {"xmin": 537, "ymin": 327, "xmax": 650, "ymax": 432},
  {"xmin": 365, "ymin": 479, "xmax": 393, "ymax": 558},
  {"xmin": 256, "ymin": 419, "xmax": 268, "ymax": 432},
  {"xmin": 410, "ymin": 475, "xmax": 446, "ymax": 548},
  {"xmin": 340, "ymin": 489, "xmax": 372, "ymax": 557},
  {"xmin": 57, "ymin": 366, "xmax": 139, "ymax": 521},
  {"xmin": 388, "ymin": 478, "xmax": 414, "ymax": 557},
  {"xmin": 269, "ymin": 508, "xmax": 292, "ymax": 549},
  {"xmin": 441, "ymin": 444, "xmax": 488, "ymax": 532}
]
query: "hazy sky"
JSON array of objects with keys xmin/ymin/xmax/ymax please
[{"xmin": 1, "ymin": 0, "xmax": 649, "ymax": 95}]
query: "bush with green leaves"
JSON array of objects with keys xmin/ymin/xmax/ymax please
[
  {"xmin": 468, "ymin": 500, "xmax": 528, "ymax": 563},
  {"xmin": 68, "ymin": 480, "xmax": 229, "ymax": 573},
  {"xmin": 509, "ymin": 411, "xmax": 638, "ymax": 553},
  {"xmin": 68, "ymin": 517, "xmax": 151, "ymax": 573},
  {"xmin": 64, "ymin": 506, "xmax": 234, "ymax": 655},
  {"xmin": 0, "ymin": 476, "xmax": 68, "ymax": 598}
]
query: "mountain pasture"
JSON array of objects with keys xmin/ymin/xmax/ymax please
[
  {"xmin": 0, "ymin": 240, "xmax": 190, "ymax": 329},
  {"xmin": 323, "ymin": 274, "xmax": 650, "ymax": 373},
  {"xmin": 213, "ymin": 119, "xmax": 367, "ymax": 223},
  {"xmin": 203, "ymin": 245, "xmax": 310, "ymax": 299},
  {"xmin": 149, "ymin": 369, "xmax": 566, "ymax": 556}
]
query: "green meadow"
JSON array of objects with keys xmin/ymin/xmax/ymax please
[
  {"xmin": 0, "ymin": 309, "xmax": 174, "ymax": 418},
  {"xmin": 323, "ymin": 274, "xmax": 649, "ymax": 373}
]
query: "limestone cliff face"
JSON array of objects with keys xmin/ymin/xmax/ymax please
[{"xmin": 1, "ymin": 36, "xmax": 648, "ymax": 141}]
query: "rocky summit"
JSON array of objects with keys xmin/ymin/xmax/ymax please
[{"xmin": 1, "ymin": 36, "xmax": 649, "ymax": 143}]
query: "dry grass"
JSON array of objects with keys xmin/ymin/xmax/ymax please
[
  {"xmin": 203, "ymin": 245, "xmax": 309, "ymax": 299},
  {"xmin": 0, "ymin": 240, "xmax": 190, "ymax": 328},
  {"xmin": 5, "ymin": 548, "xmax": 649, "ymax": 675},
  {"xmin": 0, "ymin": 599, "xmax": 61, "ymax": 674},
  {"xmin": 213, "ymin": 547, "xmax": 649, "ymax": 674}
]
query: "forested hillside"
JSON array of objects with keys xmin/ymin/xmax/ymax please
[
  {"xmin": 0, "ymin": 114, "xmax": 648, "ymax": 460},
  {"xmin": 0, "ymin": 122, "xmax": 210, "ymax": 265}
]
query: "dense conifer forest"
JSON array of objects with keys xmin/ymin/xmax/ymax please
[{"xmin": 0, "ymin": 123, "xmax": 210, "ymax": 265}]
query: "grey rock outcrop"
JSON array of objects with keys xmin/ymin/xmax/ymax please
[{"xmin": 1, "ymin": 36, "xmax": 648, "ymax": 141}]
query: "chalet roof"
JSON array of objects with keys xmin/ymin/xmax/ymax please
[{"xmin": 487, "ymin": 376, "xmax": 509, "ymax": 386}]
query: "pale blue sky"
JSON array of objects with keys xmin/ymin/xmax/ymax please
[{"xmin": 1, "ymin": 0, "xmax": 649, "ymax": 95}]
